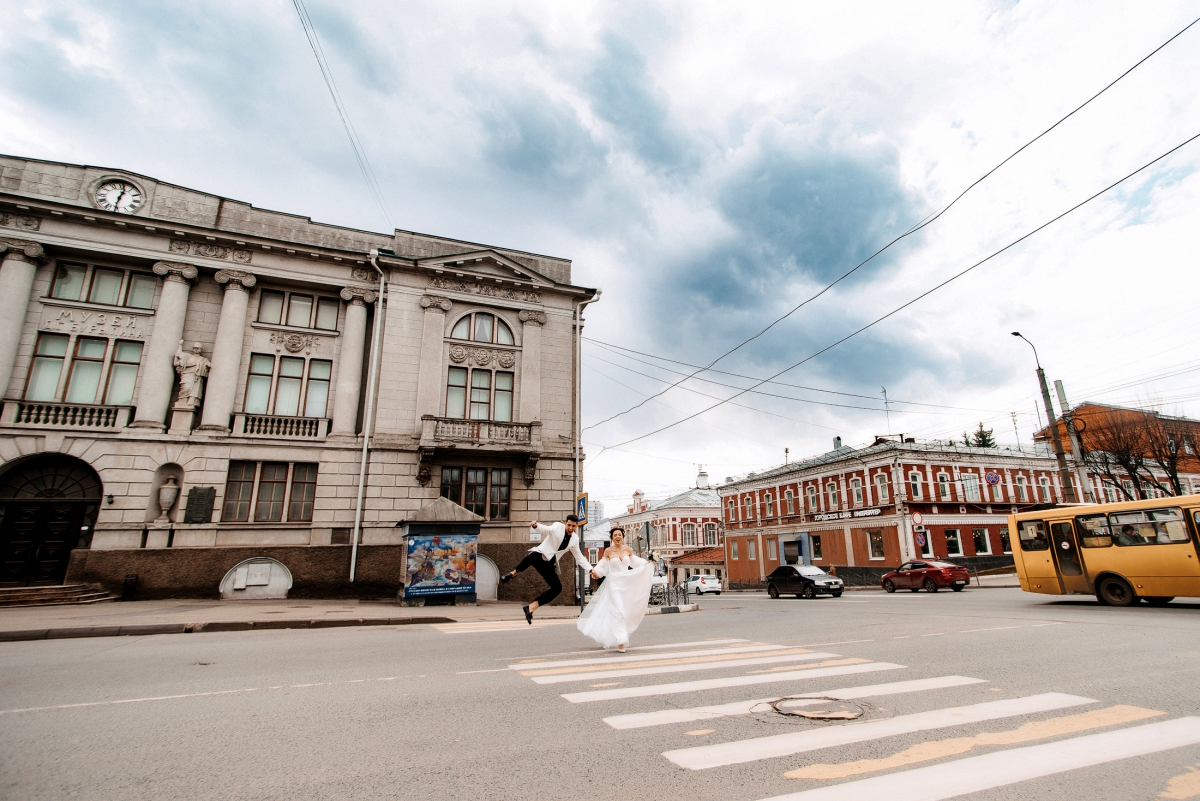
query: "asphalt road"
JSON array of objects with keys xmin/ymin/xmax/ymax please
[{"xmin": 4, "ymin": 588, "xmax": 1200, "ymax": 800}]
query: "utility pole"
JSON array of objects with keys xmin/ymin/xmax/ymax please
[
  {"xmin": 1012, "ymin": 333, "xmax": 1078, "ymax": 503},
  {"xmin": 1055, "ymin": 380, "xmax": 1093, "ymax": 502}
]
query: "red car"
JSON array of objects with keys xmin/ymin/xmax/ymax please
[{"xmin": 881, "ymin": 560, "xmax": 970, "ymax": 593}]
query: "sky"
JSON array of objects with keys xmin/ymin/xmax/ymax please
[{"xmin": 3, "ymin": 1, "xmax": 1200, "ymax": 514}]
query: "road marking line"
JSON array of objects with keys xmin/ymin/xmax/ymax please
[
  {"xmin": 455, "ymin": 668, "xmax": 511, "ymax": 675},
  {"xmin": 530, "ymin": 651, "xmax": 840, "ymax": 684},
  {"xmin": 785, "ymin": 705, "xmax": 1164, "ymax": 779},
  {"xmin": 1030, "ymin": 622, "xmax": 1066, "ymax": 627},
  {"xmin": 509, "ymin": 643, "xmax": 788, "ymax": 671},
  {"xmin": 433, "ymin": 619, "xmax": 578, "ymax": 633},
  {"xmin": 506, "ymin": 638, "xmax": 752, "ymax": 661},
  {"xmin": 521, "ymin": 648, "xmax": 814, "ymax": 677},
  {"xmin": 918, "ymin": 633, "xmax": 945, "ymax": 638},
  {"xmin": 1157, "ymin": 762, "xmax": 1200, "ymax": 799},
  {"xmin": 589, "ymin": 682, "xmax": 621, "ymax": 688},
  {"xmin": 562, "ymin": 662, "xmax": 905, "ymax": 703},
  {"xmin": 662, "ymin": 692, "xmax": 1096, "ymax": 770},
  {"xmin": 603, "ymin": 675, "xmax": 988, "ymax": 729},
  {"xmin": 755, "ymin": 717, "xmax": 1200, "ymax": 801},
  {"xmin": 686, "ymin": 729, "xmax": 715, "ymax": 736},
  {"xmin": 960, "ymin": 626, "xmax": 1024, "ymax": 633},
  {"xmin": 747, "ymin": 658, "xmax": 868, "ymax": 675}
]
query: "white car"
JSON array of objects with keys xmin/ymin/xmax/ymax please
[{"xmin": 685, "ymin": 574, "xmax": 722, "ymax": 595}]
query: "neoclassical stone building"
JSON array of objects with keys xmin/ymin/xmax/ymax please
[{"xmin": 0, "ymin": 155, "xmax": 596, "ymax": 594}]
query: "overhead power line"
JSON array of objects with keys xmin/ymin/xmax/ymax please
[
  {"xmin": 594, "ymin": 130, "xmax": 1200, "ymax": 453},
  {"xmin": 291, "ymin": 0, "xmax": 393, "ymax": 229},
  {"xmin": 583, "ymin": 12, "xmax": 1200, "ymax": 433}
]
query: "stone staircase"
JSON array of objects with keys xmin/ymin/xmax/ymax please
[{"xmin": 0, "ymin": 584, "xmax": 118, "ymax": 608}]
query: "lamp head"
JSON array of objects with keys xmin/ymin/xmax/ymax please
[{"xmin": 1011, "ymin": 332, "xmax": 1021, "ymax": 337}]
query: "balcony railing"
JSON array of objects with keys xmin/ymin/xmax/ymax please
[
  {"xmin": 420, "ymin": 415, "xmax": 541, "ymax": 451},
  {"xmin": 233, "ymin": 413, "xmax": 329, "ymax": 440},
  {"xmin": 0, "ymin": 401, "xmax": 131, "ymax": 431}
]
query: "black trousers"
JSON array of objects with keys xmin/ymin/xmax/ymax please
[{"xmin": 513, "ymin": 552, "xmax": 565, "ymax": 607}]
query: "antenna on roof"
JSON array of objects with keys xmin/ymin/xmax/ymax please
[{"xmin": 882, "ymin": 387, "xmax": 892, "ymax": 435}]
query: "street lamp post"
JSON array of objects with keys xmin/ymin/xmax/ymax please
[{"xmin": 1011, "ymin": 332, "xmax": 1078, "ymax": 503}]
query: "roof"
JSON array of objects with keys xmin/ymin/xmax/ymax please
[
  {"xmin": 671, "ymin": 547, "xmax": 726, "ymax": 565},
  {"xmin": 403, "ymin": 496, "xmax": 484, "ymax": 523},
  {"xmin": 647, "ymin": 488, "xmax": 721, "ymax": 510}
]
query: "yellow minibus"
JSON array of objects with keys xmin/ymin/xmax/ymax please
[{"xmin": 1010, "ymin": 495, "xmax": 1200, "ymax": 606}]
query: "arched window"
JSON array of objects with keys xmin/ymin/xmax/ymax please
[
  {"xmin": 451, "ymin": 312, "xmax": 514, "ymax": 345},
  {"xmin": 743, "ymin": 496, "xmax": 754, "ymax": 519},
  {"xmin": 938, "ymin": 473, "xmax": 952, "ymax": 500},
  {"xmin": 785, "ymin": 489, "xmax": 795, "ymax": 515},
  {"xmin": 806, "ymin": 485, "xmax": 817, "ymax": 510},
  {"xmin": 727, "ymin": 498, "xmax": 737, "ymax": 522},
  {"xmin": 827, "ymin": 482, "xmax": 839, "ymax": 509},
  {"xmin": 764, "ymin": 493, "xmax": 774, "ymax": 517},
  {"xmin": 909, "ymin": 472, "xmax": 922, "ymax": 499},
  {"xmin": 851, "ymin": 478, "xmax": 863, "ymax": 506},
  {"xmin": 875, "ymin": 473, "xmax": 889, "ymax": 503}
]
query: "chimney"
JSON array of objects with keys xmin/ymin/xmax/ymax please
[
  {"xmin": 696, "ymin": 467, "xmax": 710, "ymax": 489},
  {"xmin": 833, "ymin": 436, "xmax": 842, "ymax": 450}
]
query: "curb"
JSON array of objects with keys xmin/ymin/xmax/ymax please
[
  {"xmin": 646, "ymin": 603, "xmax": 699, "ymax": 615},
  {"xmin": 0, "ymin": 616, "xmax": 457, "ymax": 643}
]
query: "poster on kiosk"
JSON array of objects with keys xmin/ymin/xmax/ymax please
[{"xmin": 404, "ymin": 534, "xmax": 477, "ymax": 598}]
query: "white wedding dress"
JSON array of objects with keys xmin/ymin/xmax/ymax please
[{"xmin": 577, "ymin": 552, "xmax": 655, "ymax": 649}]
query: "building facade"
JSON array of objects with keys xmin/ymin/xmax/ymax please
[
  {"xmin": 718, "ymin": 436, "xmax": 1068, "ymax": 588},
  {"xmin": 0, "ymin": 156, "xmax": 596, "ymax": 592}
]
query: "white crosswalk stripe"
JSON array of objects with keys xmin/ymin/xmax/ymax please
[
  {"xmin": 529, "ymin": 651, "xmax": 843, "ymax": 684},
  {"xmin": 509, "ymin": 642, "xmax": 786, "ymax": 670}
]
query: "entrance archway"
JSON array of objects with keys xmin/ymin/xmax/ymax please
[{"xmin": 0, "ymin": 454, "xmax": 102, "ymax": 586}]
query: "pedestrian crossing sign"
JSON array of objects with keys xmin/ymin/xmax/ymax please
[{"xmin": 576, "ymin": 493, "xmax": 588, "ymax": 525}]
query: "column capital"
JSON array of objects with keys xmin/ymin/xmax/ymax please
[
  {"xmin": 341, "ymin": 286, "xmax": 378, "ymax": 305},
  {"xmin": 419, "ymin": 294, "xmax": 452, "ymax": 313},
  {"xmin": 518, "ymin": 309, "xmax": 546, "ymax": 326},
  {"xmin": 0, "ymin": 238, "xmax": 44, "ymax": 262},
  {"xmin": 214, "ymin": 269, "xmax": 256, "ymax": 290},
  {"xmin": 153, "ymin": 261, "xmax": 198, "ymax": 284}
]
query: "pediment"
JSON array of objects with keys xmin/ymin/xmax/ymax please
[{"xmin": 417, "ymin": 250, "xmax": 553, "ymax": 287}]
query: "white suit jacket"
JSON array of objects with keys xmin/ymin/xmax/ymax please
[{"xmin": 529, "ymin": 522, "xmax": 593, "ymax": 570}]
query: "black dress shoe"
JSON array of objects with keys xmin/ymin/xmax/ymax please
[
  {"xmin": 500, "ymin": 571, "xmax": 515, "ymax": 583},
  {"xmin": 523, "ymin": 605, "xmax": 533, "ymax": 624}
]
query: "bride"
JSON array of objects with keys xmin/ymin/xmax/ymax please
[{"xmin": 577, "ymin": 527, "xmax": 655, "ymax": 652}]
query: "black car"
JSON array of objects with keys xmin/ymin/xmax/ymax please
[{"xmin": 767, "ymin": 564, "xmax": 844, "ymax": 599}]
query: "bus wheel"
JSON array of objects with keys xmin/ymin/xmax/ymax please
[
  {"xmin": 1145, "ymin": 596, "xmax": 1174, "ymax": 606},
  {"xmin": 1097, "ymin": 576, "xmax": 1136, "ymax": 607}
]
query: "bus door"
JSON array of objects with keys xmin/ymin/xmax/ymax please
[
  {"xmin": 1049, "ymin": 521, "xmax": 1089, "ymax": 594},
  {"xmin": 1015, "ymin": 520, "xmax": 1059, "ymax": 594}
]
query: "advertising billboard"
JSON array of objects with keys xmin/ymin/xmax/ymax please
[{"xmin": 403, "ymin": 534, "xmax": 477, "ymax": 597}]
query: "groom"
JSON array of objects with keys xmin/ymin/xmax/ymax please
[{"xmin": 501, "ymin": 514, "xmax": 595, "ymax": 624}]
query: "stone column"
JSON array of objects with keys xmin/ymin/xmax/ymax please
[
  {"xmin": 330, "ymin": 287, "xmax": 376, "ymax": 436},
  {"xmin": 413, "ymin": 295, "xmax": 452, "ymax": 429},
  {"xmin": 131, "ymin": 261, "xmax": 197, "ymax": 429},
  {"xmin": 0, "ymin": 240, "xmax": 43, "ymax": 398},
  {"xmin": 197, "ymin": 270, "xmax": 256, "ymax": 433},
  {"xmin": 518, "ymin": 309, "xmax": 544, "ymax": 423}
]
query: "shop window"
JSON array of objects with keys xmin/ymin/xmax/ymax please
[
  {"xmin": 972, "ymin": 528, "xmax": 991, "ymax": 555},
  {"xmin": 27, "ymin": 334, "xmax": 69, "ymax": 400},
  {"xmin": 920, "ymin": 530, "xmax": 935, "ymax": 558},
  {"xmin": 704, "ymin": 523, "xmax": 717, "ymax": 546},
  {"xmin": 908, "ymin": 472, "xmax": 922, "ymax": 500},
  {"xmin": 1000, "ymin": 527, "xmax": 1012, "ymax": 553},
  {"xmin": 962, "ymin": 474, "xmax": 981, "ymax": 502},
  {"xmin": 451, "ymin": 312, "xmax": 515, "ymax": 345},
  {"xmin": 811, "ymin": 535, "xmax": 823, "ymax": 560},
  {"xmin": 489, "ymin": 468, "xmax": 511, "ymax": 519},
  {"xmin": 64, "ymin": 337, "xmax": 107, "ymax": 404},
  {"xmin": 876, "ymin": 474, "xmax": 889, "ymax": 503},
  {"xmin": 255, "ymin": 462, "xmax": 289, "ymax": 522},
  {"xmin": 944, "ymin": 528, "xmax": 963, "ymax": 556},
  {"xmin": 104, "ymin": 341, "xmax": 143, "ymax": 405},
  {"xmin": 440, "ymin": 467, "xmax": 462, "ymax": 505},
  {"xmin": 288, "ymin": 463, "xmax": 318, "ymax": 522},
  {"xmin": 868, "ymin": 530, "xmax": 885, "ymax": 560},
  {"xmin": 222, "ymin": 461, "xmax": 256, "ymax": 522}
]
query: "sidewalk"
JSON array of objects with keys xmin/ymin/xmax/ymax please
[{"xmin": 0, "ymin": 598, "xmax": 699, "ymax": 642}]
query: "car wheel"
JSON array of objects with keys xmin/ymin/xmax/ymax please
[
  {"xmin": 883, "ymin": 579, "xmax": 896, "ymax": 593},
  {"xmin": 923, "ymin": 578, "xmax": 938, "ymax": 593},
  {"xmin": 1146, "ymin": 596, "xmax": 1175, "ymax": 606},
  {"xmin": 950, "ymin": 585, "xmax": 965, "ymax": 592},
  {"xmin": 802, "ymin": 585, "xmax": 816, "ymax": 600},
  {"xmin": 831, "ymin": 591, "xmax": 842, "ymax": 598},
  {"xmin": 768, "ymin": 584, "xmax": 779, "ymax": 599},
  {"xmin": 1097, "ymin": 575, "xmax": 1136, "ymax": 607}
]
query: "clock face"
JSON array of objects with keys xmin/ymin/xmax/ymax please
[{"xmin": 94, "ymin": 181, "xmax": 143, "ymax": 214}]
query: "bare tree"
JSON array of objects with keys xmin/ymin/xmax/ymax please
[
  {"xmin": 1141, "ymin": 413, "xmax": 1195, "ymax": 496},
  {"xmin": 1077, "ymin": 412, "xmax": 1152, "ymax": 500}
]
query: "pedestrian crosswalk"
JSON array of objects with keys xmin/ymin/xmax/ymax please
[{"xmin": 497, "ymin": 635, "xmax": 1200, "ymax": 798}]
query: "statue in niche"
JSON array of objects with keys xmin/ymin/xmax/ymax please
[{"xmin": 173, "ymin": 341, "xmax": 211, "ymax": 409}]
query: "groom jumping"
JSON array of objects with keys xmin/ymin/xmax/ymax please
[{"xmin": 500, "ymin": 514, "xmax": 594, "ymax": 624}]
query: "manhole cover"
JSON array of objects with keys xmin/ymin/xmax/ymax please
[{"xmin": 771, "ymin": 697, "xmax": 864, "ymax": 720}]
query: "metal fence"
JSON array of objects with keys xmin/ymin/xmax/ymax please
[{"xmin": 649, "ymin": 583, "xmax": 689, "ymax": 607}]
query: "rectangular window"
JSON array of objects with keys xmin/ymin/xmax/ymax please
[
  {"xmin": 807, "ymin": 486, "xmax": 817, "ymax": 510},
  {"xmin": 314, "ymin": 297, "xmax": 339, "ymax": 331},
  {"xmin": 222, "ymin": 461, "xmax": 256, "ymax": 522},
  {"xmin": 469, "ymin": 371, "xmax": 491, "ymax": 419},
  {"xmin": 876, "ymin": 474, "xmax": 889, "ymax": 503},
  {"xmin": 494, "ymin": 371, "xmax": 513, "ymax": 422},
  {"xmin": 920, "ymin": 531, "xmax": 935, "ymax": 558},
  {"xmin": 944, "ymin": 528, "xmax": 963, "ymax": 556},
  {"xmin": 255, "ymin": 462, "xmax": 289, "ymax": 522},
  {"xmin": 104, "ymin": 340, "xmax": 143, "ymax": 405},
  {"xmin": 125, "ymin": 273, "xmax": 157, "ymax": 309},
  {"xmin": 1016, "ymin": 476, "xmax": 1029, "ymax": 502},
  {"xmin": 288, "ymin": 463, "xmax": 318, "ymax": 522},
  {"xmin": 464, "ymin": 468, "xmax": 487, "ymax": 517},
  {"xmin": 258, "ymin": 291, "xmax": 285, "ymax": 324},
  {"xmin": 274, "ymin": 356, "xmax": 304, "ymax": 416},
  {"xmin": 785, "ymin": 490, "xmax": 795, "ymax": 515},
  {"xmin": 446, "ymin": 367, "xmax": 468, "ymax": 418},
  {"xmin": 972, "ymin": 528, "xmax": 991, "ymax": 554},
  {"xmin": 704, "ymin": 523, "xmax": 717, "ymax": 546},
  {"xmin": 748, "ymin": 540, "xmax": 756, "ymax": 560},
  {"xmin": 88, "ymin": 268, "xmax": 124, "ymax": 305},
  {"xmin": 1018, "ymin": 520, "xmax": 1049, "ymax": 551},
  {"xmin": 287, "ymin": 294, "xmax": 313, "ymax": 327},
  {"xmin": 852, "ymin": 478, "xmax": 864, "ymax": 506},
  {"xmin": 768, "ymin": 539, "xmax": 778, "ymax": 560},
  {"xmin": 991, "ymin": 482, "xmax": 1005, "ymax": 502},
  {"xmin": 1000, "ymin": 527, "xmax": 1011, "ymax": 553},
  {"xmin": 304, "ymin": 360, "xmax": 331, "ymax": 417},
  {"xmin": 51, "ymin": 263, "xmax": 86, "ymax": 300},
  {"xmin": 244, "ymin": 354, "xmax": 275, "ymax": 414},
  {"xmin": 811, "ymin": 535, "xmax": 823, "ymax": 560},
  {"xmin": 1076, "ymin": 514, "xmax": 1112, "ymax": 548},
  {"xmin": 1110, "ymin": 508, "xmax": 1190, "ymax": 546},
  {"xmin": 26, "ymin": 333, "xmax": 69, "ymax": 401},
  {"xmin": 744, "ymin": 496, "xmax": 754, "ymax": 519},
  {"xmin": 962, "ymin": 474, "xmax": 981, "ymax": 502},
  {"xmin": 727, "ymin": 498, "xmax": 736, "ymax": 522},
  {"xmin": 868, "ymin": 530, "xmax": 885, "ymax": 560},
  {"xmin": 64, "ymin": 337, "xmax": 107, "ymax": 404},
  {"xmin": 765, "ymin": 494, "xmax": 774, "ymax": 517},
  {"xmin": 731, "ymin": 541, "xmax": 739, "ymax": 560},
  {"xmin": 440, "ymin": 467, "xmax": 462, "ymax": 505},
  {"xmin": 489, "ymin": 468, "xmax": 510, "ymax": 519},
  {"xmin": 1038, "ymin": 478, "xmax": 1051, "ymax": 503},
  {"xmin": 938, "ymin": 474, "xmax": 951, "ymax": 500},
  {"xmin": 683, "ymin": 523, "xmax": 696, "ymax": 546},
  {"xmin": 909, "ymin": 472, "xmax": 922, "ymax": 500},
  {"xmin": 827, "ymin": 483, "xmax": 839, "ymax": 509}
]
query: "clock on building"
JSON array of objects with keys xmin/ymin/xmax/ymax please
[{"xmin": 93, "ymin": 180, "xmax": 143, "ymax": 214}]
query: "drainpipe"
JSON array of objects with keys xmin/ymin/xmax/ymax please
[
  {"xmin": 350, "ymin": 248, "xmax": 387, "ymax": 582},
  {"xmin": 573, "ymin": 290, "xmax": 602, "ymax": 506}
]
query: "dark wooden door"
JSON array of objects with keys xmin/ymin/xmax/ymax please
[{"xmin": 0, "ymin": 503, "xmax": 86, "ymax": 586}]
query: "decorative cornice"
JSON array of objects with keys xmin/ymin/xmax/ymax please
[
  {"xmin": 0, "ymin": 212, "xmax": 40, "ymax": 232},
  {"xmin": 0, "ymin": 238, "xmax": 44, "ymax": 261},
  {"xmin": 153, "ymin": 261, "xmax": 198, "ymax": 283},
  {"xmin": 351, "ymin": 267, "xmax": 376, "ymax": 282},
  {"xmin": 518, "ymin": 309, "xmax": 546, "ymax": 326},
  {"xmin": 448, "ymin": 345, "xmax": 516, "ymax": 368},
  {"xmin": 341, "ymin": 286, "xmax": 378, "ymax": 305},
  {"xmin": 214, "ymin": 269, "xmax": 257, "ymax": 289},
  {"xmin": 428, "ymin": 277, "xmax": 541, "ymax": 305},
  {"xmin": 420, "ymin": 294, "xmax": 453, "ymax": 313},
  {"xmin": 169, "ymin": 239, "xmax": 252, "ymax": 264}
]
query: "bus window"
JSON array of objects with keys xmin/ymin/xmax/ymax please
[
  {"xmin": 1050, "ymin": 522, "xmax": 1083, "ymax": 575},
  {"xmin": 1018, "ymin": 520, "xmax": 1049, "ymax": 551},
  {"xmin": 1076, "ymin": 514, "xmax": 1112, "ymax": 548},
  {"xmin": 1109, "ymin": 509, "xmax": 1189, "ymax": 546}
]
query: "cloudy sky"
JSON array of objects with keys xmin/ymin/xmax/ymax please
[{"xmin": 4, "ymin": 1, "xmax": 1199, "ymax": 513}]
